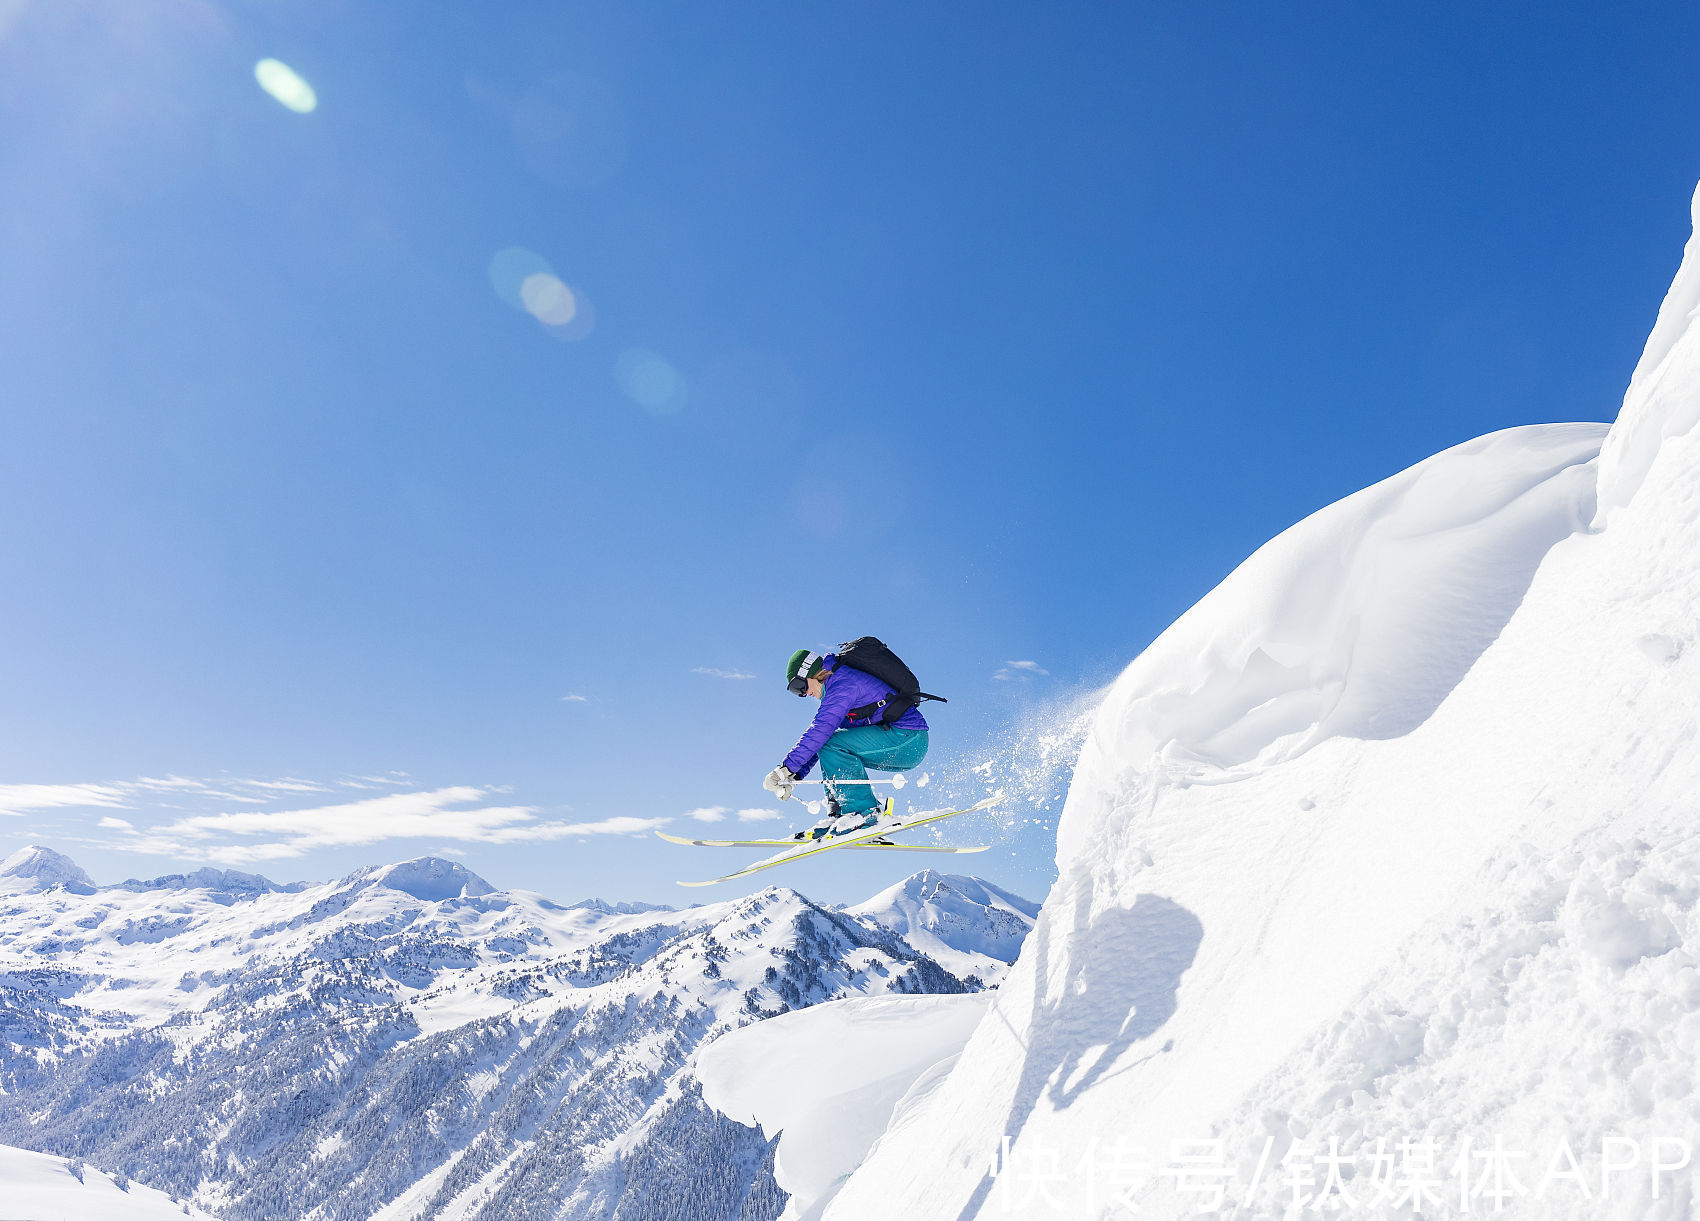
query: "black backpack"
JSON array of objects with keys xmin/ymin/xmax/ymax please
[{"xmin": 834, "ymin": 637, "xmax": 948, "ymax": 725}]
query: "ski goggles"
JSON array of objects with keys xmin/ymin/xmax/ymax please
[{"xmin": 787, "ymin": 675, "xmax": 810, "ymax": 697}]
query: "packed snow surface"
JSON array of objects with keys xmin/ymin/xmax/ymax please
[
  {"xmin": 821, "ymin": 186, "xmax": 1700, "ymax": 1219},
  {"xmin": 0, "ymin": 1143, "xmax": 215, "ymax": 1220},
  {"xmin": 698, "ymin": 992, "xmax": 992, "ymax": 1221}
]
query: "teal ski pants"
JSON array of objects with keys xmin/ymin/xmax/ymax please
[{"xmin": 820, "ymin": 725, "xmax": 929, "ymax": 816}]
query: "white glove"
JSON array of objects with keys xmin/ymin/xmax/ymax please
[{"xmin": 763, "ymin": 766, "xmax": 796, "ymax": 800}]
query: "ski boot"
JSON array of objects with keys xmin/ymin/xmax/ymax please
[
  {"xmin": 792, "ymin": 793, "xmax": 845, "ymax": 842},
  {"xmin": 792, "ymin": 815, "xmax": 838, "ymax": 842},
  {"xmin": 828, "ymin": 797, "xmax": 893, "ymax": 837}
]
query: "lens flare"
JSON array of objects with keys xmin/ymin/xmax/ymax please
[
  {"xmin": 520, "ymin": 273, "xmax": 576, "ymax": 326},
  {"xmin": 545, "ymin": 289, "xmax": 595, "ymax": 342},
  {"xmin": 615, "ymin": 348, "xmax": 686, "ymax": 413},
  {"xmin": 255, "ymin": 58, "xmax": 317, "ymax": 114},
  {"xmin": 488, "ymin": 249, "xmax": 593, "ymax": 339},
  {"xmin": 488, "ymin": 247, "xmax": 552, "ymax": 311},
  {"xmin": 0, "ymin": 1, "xmax": 26, "ymax": 43}
]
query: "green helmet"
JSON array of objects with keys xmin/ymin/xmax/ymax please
[{"xmin": 785, "ymin": 648, "xmax": 825, "ymax": 687}]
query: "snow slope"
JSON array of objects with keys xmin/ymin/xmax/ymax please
[
  {"xmin": 1063, "ymin": 421, "xmax": 1605, "ymax": 776},
  {"xmin": 822, "ymin": 183, "xmax": 1700, "ymax": 1219},
  {"xmin": 0, "ymin": 1143, "xmax": 215, "ymax": 1220},
  {"xmin": 1596, "ymin": 181, "xmax": 1700, "ymax": 523},
  {"xmin": 698, "ymin": 993, "xmax": 992, "ymax": 1221}
]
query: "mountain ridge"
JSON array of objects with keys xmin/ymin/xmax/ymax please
[{"xmin": 0, "ymin": 846, "xmax": 1035, "ymax": 1221}]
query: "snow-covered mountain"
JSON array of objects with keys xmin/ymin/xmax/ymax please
[
  {"xmin": 0, "ymin": 852, "xmax": 1033, "ymax": 1221},
  {"xmin": 111, "ymin": 865, "xmax": 308, "ymax": 899},
  {"xmin": 1, "ymin": 844, "xmax": 95, "ymax": 894},
  {"xmin": 846, "ymin": 870, "xmax": 1040, "ymax": 982},
  {"xmin": 795, "ymin": 182, "xmax": 1700, "ymax": 1219}
]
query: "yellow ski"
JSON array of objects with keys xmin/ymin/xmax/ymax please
[{"xmin": 670, "ymin": 793, "xmax": 1002, "ymax": 887}]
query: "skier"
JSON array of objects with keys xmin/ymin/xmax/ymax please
[{"xmin": 762, "ymin": 642, "xmax": 936, "ymax": 840}]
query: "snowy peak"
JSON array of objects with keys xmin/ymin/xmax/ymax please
[
  {"xmin": 856, "ymin": 869, "xmax": 1039, "ymax": 923},
  {"xmin": 0, "ymin": 845, "xmax": 95, "ymax": 894},
  {"xmin": 115, "ymin": 867, "xmax": 306, "ymax": 899},
  {"xmin": 357, "ymin": 856, "xmax": 494, "ymax": 901},
  {"xmin": 564, "ymin": 896, "xmax": 675, "ymax": 916},
  {"xmin": 849, "ymin": 870, "xmax": 1039, "ymax": 979}
]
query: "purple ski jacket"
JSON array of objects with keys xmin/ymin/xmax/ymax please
[{"xmin": 782, "ymin": 654, "xmax": 929, "ymax": 778}]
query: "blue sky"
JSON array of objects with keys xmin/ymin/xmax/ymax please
[{"xmin": 4, "ymin": 1, "xmax": 1699, "ymax": 906}]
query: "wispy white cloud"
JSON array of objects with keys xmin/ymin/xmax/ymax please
[
  {"xmin": 993, "ymin": 659, "xmax": 1051, "ymax": 681},
  {"xmin": 130, "ymin": 775, "xmax": 317, "ymax": 801},
  {"xmin": 691, "ymin": 667, "xmax": 755, "ymax": 680},
  {"xmin": 102, "ymin": 786, "xmax": 665, "ymax": 865},
  {"xmin": 236, "ymin": 778, "xmax": 330, "ymax": 794},
  {"xmin": 132, "ymin": 775, "xmax": 208, "ymax": 792},
  {"xmin": 687, "ymin": 806, "xmax": 729, "ymax": 823},
  {"xmin": 175, "ymin": 842, "xmax": 304, "ymax": 865},
  {"xmin": 115, "ymin": 787, "xmax": 527, "ymax": 858},
  {"xmin": 0, "ymin": 783, "xmax": 129, "ymax": 816},
  {"xmin": 560, "ymin": 694, "xmax": 589, "ymax": 703},
  {"xmin": 338, "ymin": 773, "xmax": 412, "ymax": 790},
  {"xmin": 479, "ymin": 816, "xmax": 667, "ymax": 841},
  {"xmin": 98, "ymin": 816, "xmax": 134, "ymax": 830},
  {"xmin": 736, "ymin": 808, "xmax": 780, "ymax": 822},
  {"xmin": 7, "ymin": 775, "xmax": 409, "ymax": 816}
]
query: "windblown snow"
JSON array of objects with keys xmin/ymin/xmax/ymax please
[{"xmin": 771, "ymin": 181, "xmax": 1700, "ymax": 1219}]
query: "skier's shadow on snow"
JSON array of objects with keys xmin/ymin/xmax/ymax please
[{"xmin": 954, "ymin": 884, "xmax": 1203, "ymax": 1220}]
